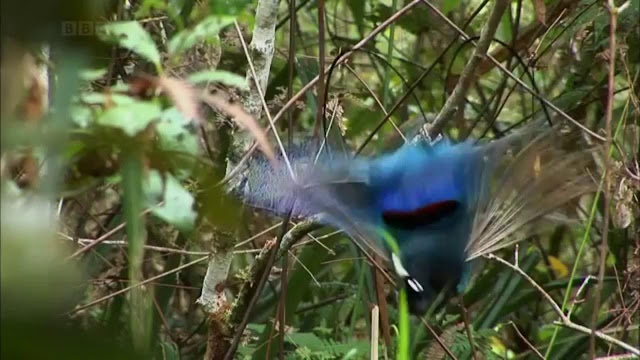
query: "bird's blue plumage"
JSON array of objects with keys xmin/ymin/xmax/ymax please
[
  {"xmin": 371, "ymin": 140, "xmax": 469, "ymax": 213},
  {"xmin": 238, "ymin": 125, "xmax": 596, "ymax": 314}
]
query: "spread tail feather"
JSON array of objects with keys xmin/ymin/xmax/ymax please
[{"xmin": 466, "ymin": 125, "xmax": 599, "ymax": 260}]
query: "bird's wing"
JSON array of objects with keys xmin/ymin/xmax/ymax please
[
  {"xmin": 465, "ymin": 124, "xmax": 599, "ymax": 261},
  {"xmin": 241, "ymin": 141, "xmax": 390, "ymax": 260}
]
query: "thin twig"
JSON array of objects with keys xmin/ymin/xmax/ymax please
[
  {"xmin": 68, "ymin": 256, "xmax": 208, "ymax": 314},
  {"xmin": 594, "ymin": 353, "xmax": 640, "ymax": 360},
  {"xmin": 428, "ymin": 0, "xmax": 509, "ymax": 136},
  {"xmin": 372, "ymin": 254, "xmax": 392, "ymax": 348},
  {"xmin": 301, "ymin": 232, "xmax": 336, "ymax": 255},
  {"xmin": 287, "ymin": 0, "xmax": 297, "ymax": 146},
  {"xmin": 60, "ymin": 232, "xmax": 301, "ymax": 257},
  {"xmin": 288, "ymin": 250, "xmax": 320, "ymax": 286},
  {"xmin": 420, "ymin": 317, "xmax": 458, "ymax": 360},
  {"xmin": 315, "ymin": 0, "xmax": 326, "ymax": 136},
  {"xmin": 65, "ymin": 207, "xmax": 155, "ymax": 260},
  {"xmin": 234, "ymin": 222, "xmax": 283, "ymax": 248},
  {"xmin": 508, "ymin": 322, "xmax": 545, "ymax": 360},
  {"xmin": 59, "ymin": 234, "xmax": 210, "ymax": 256},
  {"xmin": 419, "ymin": 0, "xmax": 606, "ymax": 141},
  {"xmin": 486, "ymin": 254, "xmax": 640, "ymax": 355},
  {"xmin": 279, "ymin": 248, "xmax": 288, "ymax": 360},
  {"xmin": 233, "ymin": 20, "xmax": 295, "ymax": 180},
  {"xmin": 152, "ymin": 296, "xmax": 177, "ymax": 343},
  {"xmin": 460, "ymin": 303, "xmax": 478, "ymax": 360},
  {"xmin": 283, "ymin": 4, "xmax": 297, "ymax": 347},
  {"xmin": 591, "ymin": 0, "xmax": 625, "ymax": 357},
  {"xmin": 276, "ymin": 220, "xmax": 323, "ymax": 260},
  {"xmin": 486, "ymin": 254, "xmax": 566, "ymax": 320},
  {"xmin": 223, "ymin": 215, "xmax": 291, "ymax": 360},
  {"xmin": 344, "ymin": 64, "xmax": 405, "ymax": 141},
  {"xmin": 568, "ymin": 275, "xmax": 595, "ymax": 319},
  {"xmin": 371, "ymin": 306, "xmax": 379, "ymax": 360}
]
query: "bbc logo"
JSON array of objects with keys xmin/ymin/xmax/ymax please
[{"xmin": 61, "ymin": 21, "xmax": 105, "ymax": 36}]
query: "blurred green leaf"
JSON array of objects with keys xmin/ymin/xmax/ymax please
[
  {"xmin": 1, "ymin": 193, "xmax": 83, "ymax": 318},
  {"xmin": 79, "ymin": 93, "xmax": 137, "ymax": 105},
  {"xmin": 442, "ymin": 0, "xmax": 462, "ymax": 13},
  {"xmin": 367, "ymin": 4, "xmax": 434, "ymax": 34},
  {"xmin": 168, "ymin": 15, "xmax": 234, "ymax": 59},
  {"xmin": 157, "ymin": 340, "xmax": 180, "ymax": 360},
  {"xmin": 497, "ymin": 10, "xmax": 512, "ymax": 43},
  {"xmin": 347, "ymin": 0, "xmax": 366, "ymax": 29},
  {"xmin": 70, "ymin": 104, "xmax": 93, "ymax": 128},
  {"xmin": 144, "ymin": 170, "xmax": 197, "ymax": 231},
  {"xmin": 79, "ymin": 68, "xmax": 108, "ymax": 81},
  {"xmin": 98, "ymin": 101, "xmax": 162, "ymax": 136},
  {"xmin": 121, "ymin": 150, "xmax": 153, "ymax": 354},
  {"xmin": 2, "ymin": 320, "xmax": 139, "ymax": 360},
  {"xmin": 99, "ymin": 21, "xmax": 161, "ymax": 68},
  {"xmin": 208, "ymin": 0, "xmax": 251, "ymax": 16},
  {"xmin": 187, "ymin": 70, "xmax": 247, "ymax": 89},
  {"xmin": 156, "ymin": 107, "xmax": 200, "ymax": 157},
  {"xmin": 287, "ymin": 332, "xmax": 369, "ymax": 358}
]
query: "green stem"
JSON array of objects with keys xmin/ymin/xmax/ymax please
[
  {"xmin": 379, "ymin": 229, "xmax": 409, "ymax": 360},
  {"xmin": 121, "ymin": 150, "xmax": 151, "ymax": 355},
  {"xmin": 382, "ymin": 0, "xmax": 398, "ymax": 108},
  {"xmin": 544, "ymin": 105, "xmax": 627, "ymax": 357},
  {"xmin": 397, "ymin": 288, "xmax": 410, "ymax": 360}
]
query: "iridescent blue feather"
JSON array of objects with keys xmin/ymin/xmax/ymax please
[{"xmin": 238, "ymin": 124, "xmax": 597, "ymax": 314}]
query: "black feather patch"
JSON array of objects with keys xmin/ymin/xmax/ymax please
[{"xmin": 382, "ymin": 200, "xmax": 459, "ymax": 229}]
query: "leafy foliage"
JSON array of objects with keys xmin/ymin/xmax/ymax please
[{"xmin": 1, "ymin": 0, "xmax": 639, "ymax": 359}]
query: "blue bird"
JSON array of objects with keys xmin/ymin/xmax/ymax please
[{"xmin": 239, "ymin": 123, "xmax": 597, "ymax": 314}]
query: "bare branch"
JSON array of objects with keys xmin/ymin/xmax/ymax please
[
  {"xmin": 428, "ymin": 0, "xmax": 509, "ymax": 136},
  {"xmin": 486, "ymin": 254, "xmax": 640, "ymax": 356}
]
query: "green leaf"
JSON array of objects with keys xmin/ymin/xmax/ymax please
[
  {"xmin": 99, "ymin": 21, "xmax": 161, "ymax": 68},
  {"xmin": 346, "ymin": 0, "xmax": 366, "ymax": 29},
  {"xmin": 156, "ymin": 107, "xmax": 199, "ymax": 156},
  {"xmin": 79, "ymin": 68, "xmax": 108, "ymax": 81},
  {"xmin": 538, "ymin": 324, "xmax": 556, "ymax": 342},
  {"xmin": 208, "ymin": 0, "xmax": 251, "ymax": 16},
  {"xmin": 98, "ymin": 102, "xmax": 162, "ymax": 136},
  {"xmin": 145, "ymin": 171, "xmax": 197, "ymax": 231},
  {"xmin": 157, "ymin": 340, "xmax": 180, "ymax": 360},
  {"xmin": 156, "ymin": 107, "xmax": 200, "ymax": 178},
  {"xmin": 367, "ymin": 4, "xmax": 434, "ymax": 34},
  {"xmin": 168, "ymin": 15, "xmax": 234, "ymax": 58},
  {"xmin": 442, "ymin": 0, "xmax": 462, "ymax": 13},
  {"xmin": 70, "ymin": 105, "xmax": 92, "ymax": 128},
  {"xmin": 497, "ymin": 10, "xmax": 513, "ymax": 43},
  {"xmin": 286, "ymin": 332, "xmax": 369, "ymax": 358},
  {"xmin": 121, "ymin": 150, "xmax": 153, "ymax": 354},
  {"xmin": 187, "ymin": 70, "xmax": 247, "ymax": 89},
  {"xmin": 79, "ymin": 93, "xmax": 137, "ymax": 105}
]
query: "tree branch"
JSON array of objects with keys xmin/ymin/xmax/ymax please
[
  {"xmin": 198, "ymin": 1, "xmax": 282, "ymax": 358},
  {"xmin": 427, "ymin": 0, "xmax": 509, "ymax": 136},
  {"xmin": 242, "ymin": 0, "xmax": 280, "ymax": 119}
]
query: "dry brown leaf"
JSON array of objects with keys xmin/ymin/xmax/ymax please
[
  {"xmin": 532, "ymin": 0, "xmax": 547, "ymax": 25},
  {"xmin": 614, "ymin": 177, "xmax": 637, "ymax": 229},
  {"xmin": 201, "ymin": 94, "xmax": 277, "ymax": 165},
  {"xmin": 21, "ymin": 53, "xmax": 47, "ymax": 122},
  {"xmin": 156, "ymin": 76, "xmax": 203, "ymax": 125},
  {"xmin": 9, "ymin": 151, "xmax": 39, "ymax": 188},
  {"xmin": 127, "ymin": 75, "xmax": 157, "ymax": 99}
]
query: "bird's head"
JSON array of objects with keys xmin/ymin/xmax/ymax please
[{"xmin": 391, "ymin": 251, "xmax": 465, "ymax": 315}]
